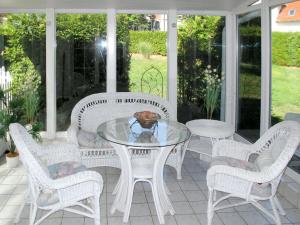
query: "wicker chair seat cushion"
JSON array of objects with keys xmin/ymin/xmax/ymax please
[
  {"xmin": 48, "ymin": 161, "xmax": 87, "ymax": 179},
  {"xmin": 210, "ymin": 156, "xmax": 258, "ymax": 171},
  {"xmin": 255, "ymin": 137, "xmax": 287, "ymax": 170},
  {"xmin": 210, "ymin": 156, "xmax": 272, "ymax": 197},
  {"xmin": 77, "ymin": 129, "xmax": 112, "ymax": 149}
]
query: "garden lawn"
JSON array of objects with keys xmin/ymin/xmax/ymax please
[
  {"xmin": 272, "ymin": 64, "xmax": 300, "ymax": 121},
  {"xmin": 129, "ymin": 54, "xmax": 167, "ymax": 97}
]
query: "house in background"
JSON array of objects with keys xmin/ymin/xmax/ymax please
[{"xmin": 272, "ymin": 1, "xmax": 300, "ymax": 32}]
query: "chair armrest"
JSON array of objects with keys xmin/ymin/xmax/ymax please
[
  {"xmin": 43, "ymin": 143, "xmax": 81, "ymax": 165},
  {"xmin": 67, "ymin": 123, "xmax": 79, "ymax": 146},
  {"xmin": 212, "ymin": 140, "xmax": 253, "ymax": 161},
  {"xmin": 207, "ymin": 164, "xmax": 271, "ymax": 185},
  {"xmin": 50, "ymin": 170, "xmax": 103, "ymax": 190}
]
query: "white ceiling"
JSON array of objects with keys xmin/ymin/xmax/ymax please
[{"xmin": 0, "ymin": 0, "xmax": 245, "ymax": 11}]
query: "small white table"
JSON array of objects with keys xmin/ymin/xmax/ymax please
[
  {"xmin": 97, "ymin": 117, "xmax": 191, "ymax": 224},
  {"xmin": 185, "ymin": 119, "xmax": 235, "ymax": 159}
]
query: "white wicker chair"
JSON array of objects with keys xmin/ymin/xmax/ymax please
[
  {"xmin": 9, "ymin": 123, "xmax": 103, "ymax": 225},
  {"xmin": 67, "ymin": 92, "xmax": 185, "ymax": 179},
  {"xmin": 207, "ymin": 120, "xmax": 300, "ymax": 225}
]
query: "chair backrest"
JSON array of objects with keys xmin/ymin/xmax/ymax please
[
  {"xmin": 70, "ymin": 92, "xmax": 176, "ymax": 132},
  {"xmin": 254, "ymin": 120, "xmax": 300, "ymax": 179},
  {"xmin": 9, "ymin": 123, "xmax": 51, "ymax": 189}
]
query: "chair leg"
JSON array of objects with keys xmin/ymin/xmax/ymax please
[
  {"xmin": 274, "ymin": 195, "xmax": 286, "ymax": 216},
  {"xmin": 94, "ymin": 196, "xmax": 100, "ymax": 225},
  {"xmin": 123, "ymin": 179, "xmax": 135, "ymax": 223},
  {"xmin": 270, "ymin": 197, "xmax": 282, "ymax": 225},
  {"xmin": 207, "ymin": 188, "xmax": 214, "ymax": 225},
  {"xmin": 29, "ymin": 203, "xmax": 37, "ymax": 225}
]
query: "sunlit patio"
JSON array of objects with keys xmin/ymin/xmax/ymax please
[
  {"xmin": 0, "ymin": 0, "xmax": 300, "ymax": 225},
  {"xmin": 2, "ymin": 146, "xmax": 300, "ymax": 225}
]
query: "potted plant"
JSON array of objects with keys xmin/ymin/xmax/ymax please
[
  {"xmin": 203, "ymin": 65, "xmax": 223, "ymax": 119},
  {"xmin": 0, "ymin": 109, "xmax": 19, "ymax": 168}
]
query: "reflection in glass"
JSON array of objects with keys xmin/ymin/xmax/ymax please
[
  {"xmin": 177, "ymin": 15, "xmax": 226, "ymax": 123},
  {"xmin": 237, "ymin": 11, "xmax": 261, "ymax": 142},
  {"xmin": 56, "ymin": 14, "xmax": 107, "ymax": 131}
]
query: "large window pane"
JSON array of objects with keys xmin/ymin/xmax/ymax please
[
  {"xmin": 56, "ymin": 14, "xmax": 107, "ymax": 131},
  {"xmin": 0, "ymin": 13, "xmax": 46, "ymax": 129},
  {"xmin": 237, "ymin": 11, "xmax": 261, "ymax": 142},
  {"xmin": 177, "ymin": 15, "xmax": 226, "ymax": 123},
  {"xmin": 116, "ymin": 14, "xmax": 167, "ymax": 98},
  {"xmin": 271, "ymin": 1, "xmax": 300, "ymax": 172}
]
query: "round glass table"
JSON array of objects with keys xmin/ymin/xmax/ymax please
[{"xmin": 97, "ymin": 117, "xmax": 191, "ymax": 224}]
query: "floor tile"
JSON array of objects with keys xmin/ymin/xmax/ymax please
[
  {"xmin": 217, "ymin": 212, "xmax": 247, "ymax": 225},
  {"xmin": 190, "ymin": 201, "xmax": 208, "ymax": 213},
  {"xmin": 284, "ymin": 208, "xmax": 300, "ymax": 223},
  {"xmin": 130, "ymin": 203, "xmax": 151, "ymax": 217},
  {"xmin": 175, "ymin": 214, "xmax": 199, "ymax": 225},
  {"xmin": 184, "ymin": 190, "xmax": 206, "ymax": 202},
  {"xmin": 196, "ymin": 213, "xmax": 224, "ymax": 225},
  {"xmin": 130, "ymin": 216, "xmax": 154, "ymax": 225},
  {"xmin": 132, "ymin": 192, "xmax": 147, "ymax": 203},
  {"xmin": 108, "ymin": 216, "xmax": 129, "ymax": 225},
  {"xmin": 1, "ymin": 176, "xmax": 22, "ymax": 185},
  {"xmin": 238, "ymin": 211, "xmax": 269, "ymax": 225},
  {"xmin": 169, "ymin": 190, "xmax": 187, "ymax": 202},
  {"xmin": 173, "ymin": 202, "xmax": 194, "ymax": 215},
  {"xmin": 61, "ymin": 217, "xmax": 84, "ymax": 225},
  {"xmin": 152, "ymin": 215, "xmax": 177, "ymax": 225},
  {"xmin": 0, "ymin": 185, "xmax": 16, "ymax": 195}
]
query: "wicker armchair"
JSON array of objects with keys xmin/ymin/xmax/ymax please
[
  {"xmin": 67, "ymin": 92, "xmax": 185, "ymax": 179},
  {"xmin": 9, "ymin": 123, "xmax": 103, "ymax": 225},
  {"xmin": 207, "ymin": 121, "xmax": 300, "ymax": 225}
]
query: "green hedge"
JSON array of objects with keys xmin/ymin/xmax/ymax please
[
  {"xmin": 129, "ymin": 31, "xmax": 167, "ymax": 56},
  {"xmin": 272, "ymin": 32, "xmax": 300, "ymax": 67}
]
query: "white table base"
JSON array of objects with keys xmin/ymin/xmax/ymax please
[{"xmin": 110, "ymin": 143, "xmax": 176, "ymax": 224}]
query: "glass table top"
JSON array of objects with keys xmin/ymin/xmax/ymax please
[{"xmin": 97, "ymin": 117, "xmax": 191, "ymax": 147}]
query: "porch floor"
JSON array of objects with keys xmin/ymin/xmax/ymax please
[{"xmin": 1, "ymin": 149, "xmax": 300, "ymax": 225}]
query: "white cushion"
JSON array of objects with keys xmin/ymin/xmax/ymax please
[
  {"xmin": 77, "ymin": 129, "xmax": 112, "ymax": 149},
  {"xmin": 255, "ymin": 150, "xmax": 273, "ymax": 170},
  {"xmin": 48, "ymin": 161, "xmax": 86, "ymax": 179},
  {"xmin": 210, "ymin": 156, "xmax": 258, "ymax": 171}
]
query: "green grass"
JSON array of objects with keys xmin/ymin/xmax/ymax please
[
  {"xmin": 272, "ymin": 65, "xmax": 300, "ymax": 121},
  {"xmin": 128, "ymin": 54, "xmax": 167, "ymax": 97}
]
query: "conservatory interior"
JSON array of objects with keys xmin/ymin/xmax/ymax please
[{"xmin": 0, "ymin": 0, "xmax": 300, "ymax": 224}]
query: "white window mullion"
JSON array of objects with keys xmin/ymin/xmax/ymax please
[
  {"xmin": 260, "ymin": 0, "xmax": 271, "ymax": 135},
  {"xmin": 106, "ymin": 9, "xmax": 117, "ymax": 93},
  {"xmin": 46, "ymin": 8, "xmax": 56, "ymax": 139},
  {"xmin": 225, "ymin": 13, "xmax": 237, "ymax": 127},
  {"xmin": 167, "ymin": 9, "xmax": 178, "ymax": 119}
]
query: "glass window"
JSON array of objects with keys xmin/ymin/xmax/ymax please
[
  {"xmin": 271, "ymin": 1, "xmax": 300, "ymax": 172},
  {"xmin": 177, "ymin": 15, "xmax": 226, "ymax": 123},
  {"xmin": 0, "ymin": 13, "xmax": 46, "ymax": 129},
  {"xmin": 56, "ymin": 14, "xmax": 107, "ymax": 131},
  {"xmin": 237, "ymin": 11, "xmax": 261, "ymax": 142},
  {"xmin": 116, "ymin": 14, "xmax": 168, "ymax": 98}
]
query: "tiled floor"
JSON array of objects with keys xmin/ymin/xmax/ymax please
[{"xmin": 1, "ymin": 151, "xmax": 300, "ymax": 225}]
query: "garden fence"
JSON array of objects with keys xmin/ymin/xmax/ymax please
[{"xmin": 0, "ymin": 66, "xmax": 12, "ymax": 110}]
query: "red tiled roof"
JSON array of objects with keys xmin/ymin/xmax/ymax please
[{"xmin": 277, "ymin": 1, "xmax": 300, "ymax": 22}]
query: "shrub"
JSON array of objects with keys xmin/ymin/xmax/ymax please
[
  {"xmin": 138, "ymin": 42, "xmax": 153, "ymax": 59},
  {"xmin": 129, "ymin": 31, "xmax": 167, "ymax": 55},
  {"xmin": 272, "ymin": 32, "xmax": 300, "ymax": 67}
]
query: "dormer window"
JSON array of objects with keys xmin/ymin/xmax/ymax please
[{"xmin": 288, "ymin": 9, "xmax": 296, "ymax": 16}]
